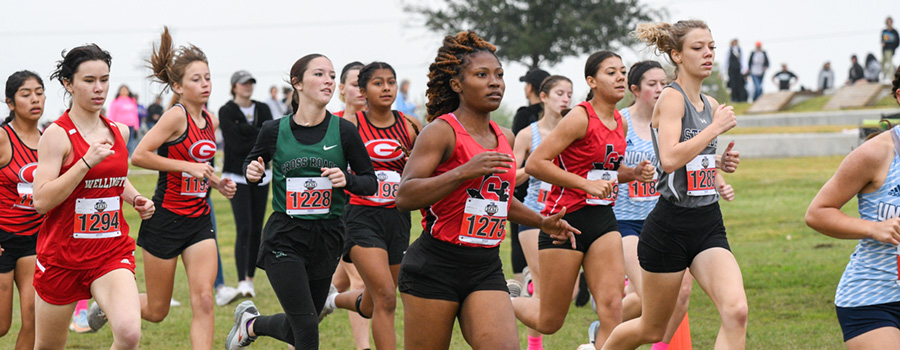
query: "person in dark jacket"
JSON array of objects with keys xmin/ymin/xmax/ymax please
[
  {"xmin": 218, "ymin": 70, "xmax": 273, "ymax": 304},
  {"xmin": 849, "ymin": 55, "xmax": 866, "ymax": 85}
]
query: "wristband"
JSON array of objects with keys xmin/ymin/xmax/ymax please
[
  {"xmin": 81, "ymin": 157, "xmax": 92, "ymax": 169},
  {"xmin": 132, "ymin": 194, "xmax": 143, "ymax": 206}
]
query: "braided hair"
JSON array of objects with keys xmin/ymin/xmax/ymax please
[{"xmin": 425, "ymin": 31, "xmax": 497, "ymax": 122}]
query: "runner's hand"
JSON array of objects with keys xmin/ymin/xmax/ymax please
[
  {"xmin": 540, "ymin": 207, "xmax": 582, "ymax": 249},
  {"xmin": 133, "ymin": 195, "xmax": 155, "ymax": 220},
  {"xmin": 246, "ymin": 157, "xmax": 265, "ymax": 183},
  {"xmin": 83, "ymin": 139, "xmax": 115, "ymax": 168},
  {"xmin": 186, "ymin": 162, "xmax": 215, "ymax": 180},
  {"xmin": 454, "ymin": 152, "xmax": 514, "ymax": 180},
  {"xmin": 718, "ymin": 183, "xmax": 735, "ymax": 201},
  {"xmin": 634, "ymin": 160, "xmax": 656, "ymax": 183},
  {"xmin": 712, "ymin": 104, "xmax": 737, "ymax": 135},
  {"xmin": 322, "ymin": 168, "xmax": 346, "ymax": 188},
  {"xmin": 218, "ymin": 177, "xmax": 237, "ymax": 199},
  {"xmin": 720, "ymin": 141, "xmax": 740, "ymax": 173},
  {"xmin": 583, "ymin": 179, "xmax": 614, "ymax": 198},
  {"xmin": 869, "ymin": 219, "xmax": 900, "ymax": 245}
]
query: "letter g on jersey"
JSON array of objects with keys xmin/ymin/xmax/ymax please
[{"xmin": 189, "ymin": 140, "xmax": 217, "ymax": 162}]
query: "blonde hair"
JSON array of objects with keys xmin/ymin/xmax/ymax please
[{"xmin": 634, "ymin": 20, "xmax": 709, "ymax": 66}]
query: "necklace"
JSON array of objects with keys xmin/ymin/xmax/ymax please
[{"xmin": 70, "ymin": 117, "xmax": 101, "ymax": 136}]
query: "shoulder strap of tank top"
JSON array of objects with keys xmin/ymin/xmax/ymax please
[
  {"xmin": 891, "ymin": 126, "xmax": 900, "ymax": 157},
  {"xmin": 530, "ymin": 121, "xmax": 541, "ymax": 146},
  {"xmin": 666, "ymin": 82, "xmax": 691, "ymax": 107},
  {"xmin": 356, "ymin": 110, "xmax": 368, "ymax": 129}
]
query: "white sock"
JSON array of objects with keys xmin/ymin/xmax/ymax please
[{"xmin": 325, "ymin": 293, "xmax": 338, "ymax": 310}]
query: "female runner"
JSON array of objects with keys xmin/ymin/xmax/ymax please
[
  {"xmin": 321, "ymin": 61, "xmax": 421, "ymax": 350},
  {"xmin": 805, "ymin": 67, "xmax": 900, "ymax": 349},
  {"xmin": 32, "ymin": 43, "xmax": 154, "ymax": 350},
  {"xmin": 225, "ymin": 53, "xmax": 377, "ymax": 350},
  {"xmin": 393, "ymin": 31, "xmax": 578, "ymax": 349},
  {"xmin": 114, "ymin": 27, "xmax": 236, "ymax": 349},
  {"xmin": 512, "ymin": 51, "xmax": 655, "ymax": 348},
  {"xmin": 602, "ymin": 20, "xmax": 746, "ymax": 349},
  {"xmin": 0, "ymin": 70, "xmax": 45, "ymax": 350},
  {"xmin": 512, "ymin": 74, "xmax": 573, "ymax": 350}
]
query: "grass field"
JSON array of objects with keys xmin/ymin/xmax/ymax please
[{"xmin": 0, "ymin": 156, "xmax": 859, "ymax": 349}]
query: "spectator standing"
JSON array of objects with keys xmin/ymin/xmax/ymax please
[
  {"xmin": 849, "ymin": 55, "xmax": 866, "ymax": 85},
  {"xmin": 218, "ymin": 70, "xmax": 273, "ymax": 303},
  {"xmin": 724, "ymin": 39, "xmax": 747, "ymax": 102},
  {"xmin": 106, "ymin": 85, "xmax": 140, "ymax": 154},
  {"xmin": 280, "ymin": 86, "xmax": 293, "ymax": 117},
  {"xmin": 265, "ymin": 86, "xmax": 287, "ymax": 119},
  {"xmin": 818, "ymin": 61, "xmax": 835, "ymax": 91},
  {"xmin": 882, "ymin": 17, "xmax": 899, "ymax": 83},
  {"xmin": 772, "ymin": 64, "xmax": 798, "ymax": 91},
  {"xmin": 146, "ymin": 95, "xmax": 164, "ymax": 131},
  {"xmin": 747, "ymin": 41, "xmax": 769, "ymax": 101},
  {"xmin": 865, "ymin": 53, "xmax": 882, "ymax": 83},
  {"xmin": 394, "ymin": 79, "xmax": 418, "ymax": 120}
]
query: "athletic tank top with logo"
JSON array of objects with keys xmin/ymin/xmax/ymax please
[
  {"xmin": 37, "ymin": 111, "xmax": 133, "ymax": 270},
  {"xmin": 152, "ymin": 104, "xmax": 216, "ymax": 217},
  {"xmin": 651, "ymin": 82, "xmax": 719, "ymax": 208},
  {"xmin": 422, "ymin": 114, "xmax": 515, "ymax": 248},
  {"xmin": 835, "ymin": 126, "xmax": 900, "ymax": 307},
  {"xmin": 272, "ymin": 114, "xmax": 347, "ymax": 220},
  {"xmin": 543, "ymin": 101, "xmax": 625, "ymax": 216},
  {"xmin": 0, "ymin": 124, "xmax": 43, "ymax": 236},
  {"xmin": 523, "ymin": 121, "xmax": 549, "ymax": 213},
  {"xmin": 614, "ymin": 108, "xmax": 659, "ymax": 221},
  {"xmin": 349, "ymin": 111, "xmax": 412, "ymax": 208}
]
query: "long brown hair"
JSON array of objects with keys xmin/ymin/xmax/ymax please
[{"xmin": 147, "ymin": 26, "xmax": 208, "ymax": 94}]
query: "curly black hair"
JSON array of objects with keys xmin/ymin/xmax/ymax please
[{"xmin": 425, "ymin": 31, "xmax": 497, "ymax": 122}]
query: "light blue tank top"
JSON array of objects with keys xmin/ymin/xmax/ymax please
[
  {"xmin": 614, "ymin": 108, "xmax": 659, "ymax": 221},
  {"xmin": 523, "ymin": 122, "xmax": 546, "ymax": 213},
  {"xmin": 835, "ymin": 126, "xmax": 900, "ymax": 307}
]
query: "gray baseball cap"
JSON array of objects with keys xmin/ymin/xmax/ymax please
[{"xmin": 231, "ymin": 70, "xmax": 256, "ymax": 85}]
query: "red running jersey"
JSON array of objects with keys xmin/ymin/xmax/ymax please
[
  {"xmin": 152, "ymin": 105, "xmax": 216, "ymax": 217},
  {"xmin": 349, "ymin": 111, "xmax": 412, "ymax": 208},
  {"xmin": 0, "ymin": 124, "xmax": 44, "ymax": 236},
  {"xmin": 422, "ymin": 114, "xmax": 516, "ymax": 248},
  {"xmin": 334, "ymin": 110, "xmax": 345, "ymax": 118},
  {"xmin": 38, "ymin": 111, "xmax": 133, "ymax": 270},
  {"xmin": 543, "ymin": 102, "xmax": 625, "ymax": 216}
]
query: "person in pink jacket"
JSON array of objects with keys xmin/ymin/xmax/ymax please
[{"xmin": 107, "ymin": 85, "xmax": 140, "ymax": 153}]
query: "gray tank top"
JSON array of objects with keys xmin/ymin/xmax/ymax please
[{"xmin": 651, "ymin": 82, "xmax": 719, "ymax": 208}]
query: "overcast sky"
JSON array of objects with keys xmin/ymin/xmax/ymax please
[{"xmin": 0, "ymin": 0, "xmax": 895, "ymax": 122}]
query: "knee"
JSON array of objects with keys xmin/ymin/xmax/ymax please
[
  {"xmin": 113, "ymin": 324, "xmax": 142, "ymax": 349},
  {"xmin": 143, "ymin": 307, "xmax": 170, "ymax": 323},
  {"xmin": 724, "ymin": 301, "xmax": 749, "ymax": 328},
  {"xmin": 373, "ymin": 290, "xmax": 397, "ymax": 312},
  {"xmin": 596, "ymin": 294, "xmax": 623, "ymax": 318},
  {"xmin": 536, "ymin": 315, "xmax": 566, "ymax": 335},
  {"xmin": 0, "ymin": 323, "xmax": 9, "ymax": 337},
  {"xmin": 192, "ymin": 290, "xmax": 215, "ymax": 314}
]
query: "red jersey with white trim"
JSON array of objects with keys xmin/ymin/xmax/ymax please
[
  {"xmin": 543, "ymin": 102, "xmax": 625, "ymax": 216},
  {"xmin": 0, "ymin": 124, "xmax": 44, "ymax": 236},
  {"xmin": 422, "ymin": 114, "xmax": 515, "ymax": 248},
  {"xmin": 37, "ymin": 111, "xmax": 133, "ymax": 270},
  {"xmin": 349, "ymin": 111, "xmax": 412, "ymax": 208},
  {"xmin": 152, "ymin": 105, "xmax": 216, "ymax": 217}
]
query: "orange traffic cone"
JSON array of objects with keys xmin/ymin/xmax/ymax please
[{"xmin": 668, "ymin": 313, "xmax": 692, "ymax": 350}]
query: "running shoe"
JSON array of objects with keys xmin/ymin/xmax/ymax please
[
  {"xmin": 87, "ymin": 301, "xmax": 107, "ymax": 331},
  {"xmin": 576, "ymin": 344, "xmax": 597, "ymax": 350},
  {"xmin": 170, "ymin": 298, "xmax": 181, "ymax": 307},
  {"xmin": 237, "ymin": 280, "xmax": 256, "ymax": 298},
  {"xmin": 69, "ymin": 308, "xmax": 91, "ymax": 333},
  {"xmin": 588, "ymin": 320, "xmax": 600, "ymax": 344},
  {"xmin": 216, "ymin": 286, "xmax": 241, "ymax": 306},
  {"xmin": 225, "ymin": 300, "xmax": 260, "ymax": 350},
  {"xmin": 575, "ymin": 271, "xmax": 590, "ymax": 307},
  {"xmin": 318, "ymin": 284, "xmax": 338, "ymax": 323},
  {"xmin": 506, "ymin": 279, "xmax": 524, "ymax": 298},
  {"xmin": 522, "ymin": 266, "xmax": 533, "ymax": 297}
]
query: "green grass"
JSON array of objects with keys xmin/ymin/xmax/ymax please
[{"xmin": 0, "ymin": 156, "xmax": 858, "ymax": 348}]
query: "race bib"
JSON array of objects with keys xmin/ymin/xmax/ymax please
[
  {"xmin": 180, "ymin": 172, "xmax": 209, "ymax": 198},
  {"xmin": 286, "ymin": 177, "xmax": 333, "ymax": 215},
  {"xmin": 14, "ymin": 183, "xmax": 34, "ymax": 210},
  {"xmin": 537, "ymin": 181, "xmax": 552, "ymax": 203},
  {"xmin": 686, "ymin": 155, "xmax": 717, "ymax": 196},
  {"xmin": 364, "ymin": 171, "xmax": 401, "ymax": 203},
  {"xmin": 628, "ymin": 173, "xmax": 659, "ymax": 202},
  {"xmin": 586, "ymin": 169, "xmax": 618, "ymax": 205},
  {"xmin": 459, "ymin": 198, "xmax": 507, "ymax": 246},
  {"xmin": 74, "ymin": 196, "xmax": 122, "ymax": 239}
]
